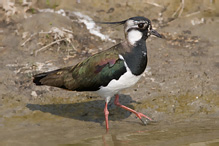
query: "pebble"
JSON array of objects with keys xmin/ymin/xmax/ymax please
[{"xmin": 31, "ymin": 91, "xmax": 38, "ymax": 97}]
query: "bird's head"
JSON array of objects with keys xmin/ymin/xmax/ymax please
[{"xmin": 98, "ymin": 16, "xmax": 162, "ymax": 46}]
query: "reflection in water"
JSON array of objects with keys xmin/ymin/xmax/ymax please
[
  {"xmin": 69, "ymin": 131, "xmax": 219, "ymax": 146},
  {"xmin": 65, "ymin": 116, "xmax": 219, "ymax": 146}
]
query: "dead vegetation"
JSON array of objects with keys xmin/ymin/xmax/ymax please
[{"xmin": 21, "ymin": 27, "xmax": 77, "ymax": 57}]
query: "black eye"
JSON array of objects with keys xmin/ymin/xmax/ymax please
[{"xmin": 138, "ymin": 23, "xmax": 144, "ymax": 28}]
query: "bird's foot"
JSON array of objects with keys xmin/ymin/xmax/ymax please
[
  {"xmin": 114, "ymin": 94, "xmax": 156, "ymax": 125},
  {"xmin": 135, "ymin": 112, "xmax": 153, "ymax": 125}
]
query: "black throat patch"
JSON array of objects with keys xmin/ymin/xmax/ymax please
[{"xmin": 121, "ymin": 40, "xmax": 148, "ymax": 76}]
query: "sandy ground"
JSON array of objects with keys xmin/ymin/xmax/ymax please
[{"xmin": 0, "ymin": 0, "xmax": 219, "ymax": 145}]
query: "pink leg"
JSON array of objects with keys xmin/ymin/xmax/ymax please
[
  {"xmin": 104, "ymin": 102, "xmax": 109, "ymax": 131},
  {"xmin": 114, "ymin": 94, "xmax": 152, "ymax": 124}
]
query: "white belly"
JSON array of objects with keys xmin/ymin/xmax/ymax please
[{"xmin": 96, "ymin": 54, "xmax": 142, "ymax": 103}]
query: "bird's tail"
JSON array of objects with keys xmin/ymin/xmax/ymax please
[
  {"xmin": 33, "ymin": 72, "xmax": 49, "ymax": 85},
  {"xmin": 33, "ymin": 67, "xmax": 71, "ymax": 89}
]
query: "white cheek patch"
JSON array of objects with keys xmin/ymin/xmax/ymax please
[{"xmin": 127, "ymin": 30, "xmax": 143, "ymax": 45}]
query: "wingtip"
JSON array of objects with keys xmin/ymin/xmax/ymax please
[{"xmin": 33, "ymin": 73, "xmax": 47, "ymax": 85}]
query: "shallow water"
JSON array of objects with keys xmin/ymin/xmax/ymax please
[
  {"xmin": 0, "ymin": 94, "xmax": 219, "ymax": 145},
  {"xmin": 1, "ymin": 111, "xmax": 219, "ymax": 145}
]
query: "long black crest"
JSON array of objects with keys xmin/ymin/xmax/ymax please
[{"xmin": 96, "ymin": 20, "xmax": 127, "ymax": 25}]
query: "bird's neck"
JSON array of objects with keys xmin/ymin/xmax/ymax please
[{"xmin": 121, "ymin": 39, "xmax": 148, "ymax": 76}]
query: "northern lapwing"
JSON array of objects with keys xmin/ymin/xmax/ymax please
[{"xmin": 33, "ymin": 16, "xmax": 162, "ymax": 131}]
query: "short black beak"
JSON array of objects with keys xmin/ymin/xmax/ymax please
[{"xmin": 150, "ymin": 29, "xmax": 162, "ymax": 38}]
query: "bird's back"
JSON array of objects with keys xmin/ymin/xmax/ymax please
[{"xmin": 33, "ymin": 43, "xmax": 127, "ymax": 91}]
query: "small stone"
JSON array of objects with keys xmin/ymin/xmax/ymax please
[{"xmin": 31, "ymin": 91, "xmax": 37, "ymax": 97}]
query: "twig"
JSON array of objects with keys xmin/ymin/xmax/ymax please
[
  {"xmin": 178, "ymin": 0, "xmax": 184, "ymax": 17},
  {"xmin": 63, "ymin": 54, "xmax": 77, "ymax": 61},
  {"xmin": 21, "ymin": 33, "xmax": 37, "ymax": 47},
  {"xmin": 67, "ymin": 39, "xmax": 77, "ymax": 52},
  {"xmin": 145, "ymin": 1, "xmax": 164, "ymax": 8},
  {"xmin": 62, "ymin": 28, "xmax": 73, "ymax": 33},
  {"xmin": 185, "ymin": 11, "xmax": 200, "ymax": 17},
  {"xmin": 39, "ymin": 31, "xmax": 52, "ymax": 34},
  {"xmin": 35, "ymin": 39, "xmax": 65, "ymax": 56},
  {"xmin": 172, "ymin": 3, "xmax": 182, "ymax": 18},
  {"xmin": 171, "ymin": 0, "xmax": 185, "ymax": 18}
]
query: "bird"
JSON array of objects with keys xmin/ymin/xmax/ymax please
[{"xmin": 33, "ymin": 16, "xmax": 162, "ymax": 131}]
